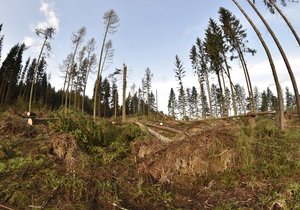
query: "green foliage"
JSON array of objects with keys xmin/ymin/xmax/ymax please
[
  {"xmin": 51, "ymin": 108, "xmax": 144, "ymax": 153},
  {"xmin": 254, "ymin": 119, "xmax": 282, "ymax": 138}
]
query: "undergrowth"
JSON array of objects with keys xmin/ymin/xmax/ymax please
[
  {"xmin": 1, "ymin": 109, "xmax": 300, "ymax": 209},
  {"xmin": 50, "ymin": 107, "xmax": 144, "ymax": 154}
]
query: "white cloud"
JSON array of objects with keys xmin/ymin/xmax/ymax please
[
  {"xmin": 35, "ymin": 0, "xmax": 60, "ymax": 31},
  {"xmin": 22, "ymin": 36, "xmax": 35, "ymax": 47},
  {"xmin": 22, "ymin": 1, "xmax": 59, "ymax": 59}
]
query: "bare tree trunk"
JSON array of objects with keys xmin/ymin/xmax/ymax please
[
  {"xmin": 205, "ymin": 73, "xmax": 213, "ymax": 117},
  {"xmin": 4, "ymin": 82, "xmax": 11, "ymax": 104},
  {"xmin": 69, "ymin": 77, "xmax": 74, "ymax": 109},
  {"xmin": 122, "ymin": 64, "xmax": 127, "ymax": 123},
  {"xmin": 114, "ymin": 90, "xmax": 117, "ymax": 119},
  {"xmin": 29, "ymin": 37, "xmax": 47, "ymax": 112},
  {"xmin": 236, "ymin": 47, "xmax": 255, "ymax": 112},
  {"xmin": 65, "ymin": 43, "xmax": 80, "ymax": 109},
  {"xmin": 217, "ymin": 72, "xmax": 225, "ymax": 117},
  {"xmin": 233, "ymin": 0, "xmax": 285, "ymax": 129},
  {"xmin": 222, "ymin": 52, "xmax": 237, "ymax": 116},
  {"xmin": 246, "ymin": 0, "xmax": 299, "ymax": 121},
  {"xmin": 0, "ymin": 82, "xmax": 5, "ymax": 104},
  {"xmin": 269, "ymin": 0, "xmax": 300, "ymax": 46},
  {"xmin": 61, "ymin": 69, "xmax": 69, "ymax": 106},
  {"xmin": 82, "ymin": 62, "xmax": 92, "ymax": 113},
  {"xmin": 221, "ymin": 70, "xmax": 229, "ymax": 116},
  {"xmin": 93, "ymin": 25, "xmax": 109, "ymax": 121}
]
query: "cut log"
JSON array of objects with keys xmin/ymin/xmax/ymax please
[
  {"xmin": 26, "ymin": 111, "xmax": 37, "ymax": 117},
  {"xmin": 28, "ymin": 118, "xmax": 58, "ymax": 126},
  {"xmin": 135, "ymin": 122, "xmax": 172, "ymax": 143}
]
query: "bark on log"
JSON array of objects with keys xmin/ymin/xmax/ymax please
[{"xmin": 135, "ymin": 122, "xmax": 172, "ymax": 143}]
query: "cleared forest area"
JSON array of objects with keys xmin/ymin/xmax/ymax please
[
  {"xmin": 1, "ymin": 0, "xmax": 300, "ymax": 209},
  {"xmin": 0, "ymin": 108, "xmax": 300, "ymax": 209}
]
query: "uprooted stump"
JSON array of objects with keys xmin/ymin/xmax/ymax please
[
  {"xmin": 49, "ymin": 133, "xmax": 79, "ymax": 171},
  {"xmin": 132, "ymin": 128, "xmax": 236, "ymax": 183}
]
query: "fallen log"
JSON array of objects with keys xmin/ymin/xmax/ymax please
[
  {"xmin": 135, "ymin": 122, "xmax": 172, "ymax": 143},
  {"xmin": 0, "ymin": 204, "xmax": 16, "ymax": 210},
  {"xmin": 28, "ymin": 118, "xmax": 58, "ymax": 126},
  {"xmin": 145, "ymin": 122, "xmax": 184, "ymax": 135},
  {"xmin": 188, "ymin": 111, "xmax": 277, "ymax": 122}
]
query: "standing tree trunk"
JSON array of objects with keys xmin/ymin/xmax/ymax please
[
  {"xmin": 122, "ymin": 64, "xmax": 127, "ymax": 123},
  {"xmin": 233, "ymin": 0, "xmax": 285, "ymax": 129},
  {"xmin": 216, "ymin": 72, "xmax": 225, "ymax": 117},
  {"xmin": 114, "ymin": 90, "xmax": 118, "ymax": 119},
  {"xmin": 221, "ymin": 51, "xmax": 237, "ymax": 116},
  {"xmin": 205, "ymin": 73, "xmax": 213, "ymax": 117},
  {"xmin": 93, "ymin": 25, "xmax": 109, "ymax": 121},
  {"xmin": 246, "ymin": 0, "xmax": 300, "ymax": 120},
  {"xmin": 65, "ymin": 47, "xmax": 79, "ymax": 109},
  {"xmin": 221, "ymin": 70, "xmax": 228, "ymax": 116},
  {"xmin": 237, "ymin": 47, "xmax": 255, "ymax": 113}
]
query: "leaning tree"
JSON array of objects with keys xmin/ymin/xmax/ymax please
[
  {"xmin": 28, "ymin": 27, "xmax": 55, "ymax": 112},
  {"xmin": 93, "ymin": 9, "xmax": 119, "ymax": 121},
  {"xmin": 232, "ymin": 0, "xmax": 285, "ymax": 129},
  {"xmin": 246, "ymin": 0, "xmax": 300, "ymax": 120}
]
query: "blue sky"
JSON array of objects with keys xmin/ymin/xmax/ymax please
[{"xmin": 1, "ymin": 0, "xmax": 300, "ymax": 113}]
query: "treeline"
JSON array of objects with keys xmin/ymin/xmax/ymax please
[
  {"xmin": 0, "ymin": 22, "xmax": 158, "ymax": 118},
  {"xmin": 168, "ymin": 6, "xmax": 298, "ymax": 121}
]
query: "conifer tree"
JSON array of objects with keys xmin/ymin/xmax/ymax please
[
  {"xmin": 144, "ymin": 67, "xmax": 153, "ymax": 116},
  {"xmin": 190, "ymin": 38, "xmax": 211, "ymax": 118},
  {"xmin": 82, "ymin": 38, "xmax": 97, "ymax": 113},
  {"xmin": 204, "ymin": 19, "xmax": 226, "ymax": 117},
  {"xmin": 234, "ymin": 84, "xmax": 246, "ymax": 115},
  {"xmin": 168, "ymin": 88, "xmax": 176, "ymax": 118},
  {"xmin": 64, "ymin": 27, "xmax": 86, "ymax": 108},
  {"xmin": 0, "ymin": 43, "xmax": 25, "ymax": 104},
  {"xmin": 28, "ymin": 27, "xmax": 55, "ymax": 112},
  {"xmin": 19, "ymin": 57, "xmax": 30, "ymax": 97},
  {"xmin": 94, "ymin": 9, "xmax": 119, "ymax": 121},
  {"xmin": 285, "ymin": 87, "xmax": 294, "ymax": 110},
  {"xmin": 174, "ymin": 55, "xmax": 186, "ymax": 118}
]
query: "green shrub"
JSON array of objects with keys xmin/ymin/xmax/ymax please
[{"xmin": 51, "ymin": 108, "xmax": 144, "ymax": 154}]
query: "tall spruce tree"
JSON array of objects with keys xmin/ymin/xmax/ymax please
[
  {"xmin": 285, "ymin": 87, "xmax": 294, "ymax": 110},
  {"xmin": 174, "ymin": 55, "xmax": 186, "ymax": 118},
  {"xmin": 64, "ymin": 27, "xmax": 86, "ymax": 108},
  {"xmin": 28, "ymin": 27, "xmax": 55, "ymax": 112},
  {"xmin": 0, "ymin": 43, "xmax": 25, "ymax": 104},
  {"xmin": 144, "ymin": 67, "xmax": 153, "ymax": 116},
  {"xmin": 94, "ymin": 9, "xmax": 119, "ymax": 121},
  {"xmin": 219, "ymin": 7, "xmax": 256, "ymax": 113},
  {"xmin": 168, "ymin": 88, "xmax": 176, "ymax": 118},
  {"xmin": 204, "ymin": 19, "xmax": 226, "ymax": 117},
  {"xmin": 190, "ymin": 38, "xmax": 211, "ymax": 118},
  {"xmin": 82, "ymin": 38, "xmax": 97, "ymax": 113}
]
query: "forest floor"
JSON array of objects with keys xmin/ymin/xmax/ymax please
[{"xmin": 0, "ymin": 108, "xmax": 300, "ymax": 209}]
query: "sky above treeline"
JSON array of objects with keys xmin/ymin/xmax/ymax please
[{"xmin": 0, "ymin": 0, "xmax": 300, "ymax": 113}]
